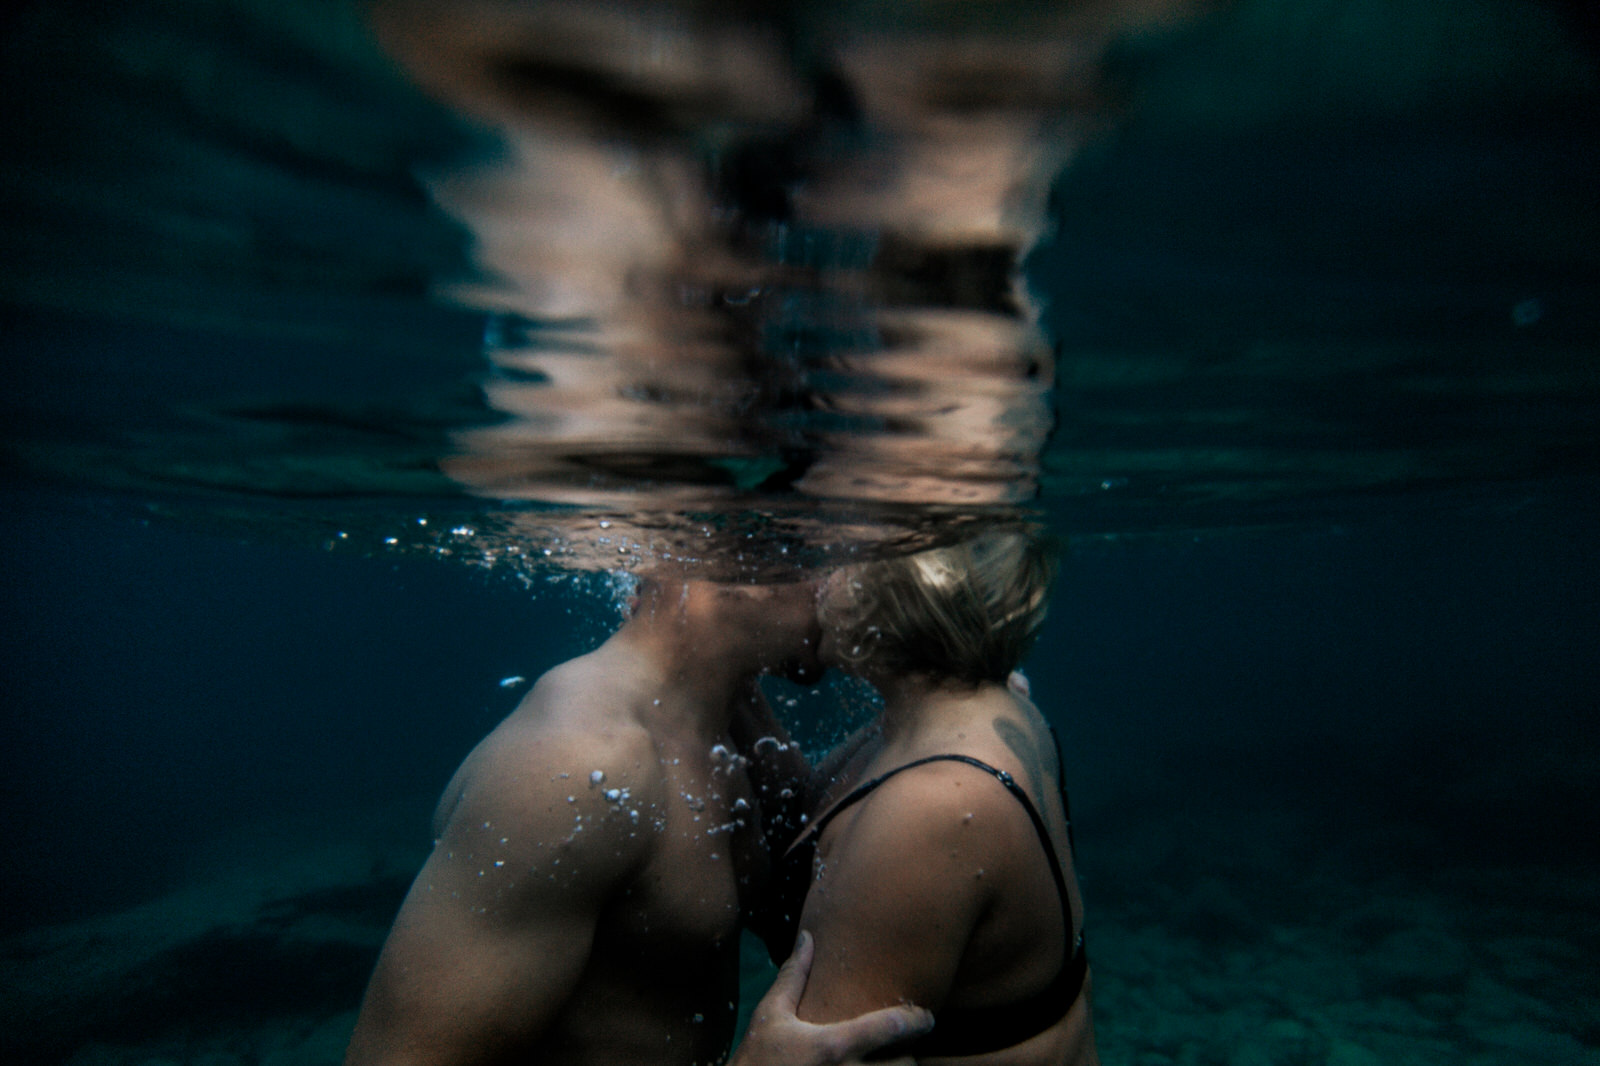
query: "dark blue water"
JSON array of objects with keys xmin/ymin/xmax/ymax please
[
  {"xmin": 5, "ymin": 482, "xmax": 1596, "ymax": 1062},
  {"xmin": 3, "ymin": 0, "xmax": 1599, "ymax": 1063}
]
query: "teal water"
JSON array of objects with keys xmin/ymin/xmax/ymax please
[{"xmin": 2, "ymin": 1, "xmax": 1597, "ymax": 1063}]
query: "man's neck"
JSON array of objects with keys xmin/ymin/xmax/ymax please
[{"xmin": 603, "ymin": 579, "xmax": 761, "ymax": 738}]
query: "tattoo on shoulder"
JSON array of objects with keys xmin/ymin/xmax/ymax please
[{"xmin": 992, "ymin": 716, "xmax": 1056, "ymax": 802}]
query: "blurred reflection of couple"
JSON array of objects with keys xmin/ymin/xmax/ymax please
[
  {"xmin": 369, "ymin": 0, "xmax": 1077, "ymax": 520},
  {"xmin": 347, "ymin": 527, "xmax": 1097, "ymax": 1066}
]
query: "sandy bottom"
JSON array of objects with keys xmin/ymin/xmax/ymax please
[{"xmin": 4, "ymin": 802, "xmax": 1595, "ymax": 1065}]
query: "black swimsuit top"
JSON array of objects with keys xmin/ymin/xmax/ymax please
[{"xmin": 750, "ymin": 748, "xmax": 1088, "ymax": 1059}]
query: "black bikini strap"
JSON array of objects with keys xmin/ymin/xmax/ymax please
[
  {"xmin": 797, "ymin": 753, "xmax": 1077, "ymax": 947},
  {"xmin": 941, "ymin": 754, "xmax": 1077, "ymax": 949},
  {"xmin": 802, "ymin": 753, "xmax": 972, "ymax": 840}
]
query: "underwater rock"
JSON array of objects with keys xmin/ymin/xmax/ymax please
[
  {"xmin": 1169, "ymin": 875, "xmax": 1266, "ymax": 946},
  {"xmin": 1472, "ymin": 1021, "xmax": 1591, "ymax": 1060},
  {"xmin": 1360, "ymin": 926, "xmax": 1471, "ymax": 995},
  {"xmin": 1323, "ymin": 1038, "xmax": 1384, "ymax": 1066}
]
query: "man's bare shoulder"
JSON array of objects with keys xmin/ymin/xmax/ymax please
[{"xmin": 433, "ymin": 655, "xmax": 667, "ymax": 849}]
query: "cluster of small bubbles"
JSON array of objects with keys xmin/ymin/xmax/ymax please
[
  {"xmin": 601, "ymin": 785, "xmax": 642, "ymax": 823},
  {"xmin": 603, "ymin": 568, "xmax": 642, "ymax": 616},
  {"xmin": 710, "ymin": 745, "xmax": 748, "ymax": 774}
]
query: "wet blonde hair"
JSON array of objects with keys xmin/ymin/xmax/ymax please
[{"xmin": 822, "ymin": 527, "xmax": 1056, "ymax": 685}]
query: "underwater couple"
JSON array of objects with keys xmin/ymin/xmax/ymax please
[{"xmin": 345, "ymin": 528, "xmax": 1097, "ymax": 1066}]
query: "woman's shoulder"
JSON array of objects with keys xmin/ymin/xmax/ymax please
[{"xmin": 827, "ymin": 751, "xmax": 1041, "ymax": 865}]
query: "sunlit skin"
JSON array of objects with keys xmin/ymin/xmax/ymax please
[{"xmin": 346, "ymin": 574, "xmax": 927, "ymax": 1066}]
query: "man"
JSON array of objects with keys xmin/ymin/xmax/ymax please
[{"xmin": 347, "ymin": 570, "xmax": 929, "ymax": 1066}]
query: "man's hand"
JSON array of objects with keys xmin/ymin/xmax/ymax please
[{"xmin": 731, "ymin": 932, "xmax": 934, "ymax": 1066}]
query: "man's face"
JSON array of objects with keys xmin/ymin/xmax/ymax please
[
  {"xmin": 814, "ymin": 566, "xmax": 868, "ymax": 672},
  {"xmin": 744, "ymin": 579, "xmax": 825, "ymax": 684}
]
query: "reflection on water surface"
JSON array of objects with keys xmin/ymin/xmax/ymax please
[{"xmin": 1, "ymin": 0, "xmax": 1597, "ymax": 568}]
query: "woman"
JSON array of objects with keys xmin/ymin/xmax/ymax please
[{"xmin": 744, "ymin": 528, "xmax": 1098, "ymax": 1065}]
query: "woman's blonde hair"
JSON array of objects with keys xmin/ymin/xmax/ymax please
[{"xmin": 822, "ymin": 527, "xmax": 1056, "ymax": 685}]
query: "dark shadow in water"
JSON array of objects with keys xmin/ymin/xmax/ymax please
[
  {"xmin": 256, "ymin": 872, "xmax": 415, "ymax": 932},
  {"xmin": 2, "ymin": 872, "xmax": 412, "ymax": 1064},
  {"xmin": 100, "ymin": 930, "xmax": 377, "ymax": 1041}
]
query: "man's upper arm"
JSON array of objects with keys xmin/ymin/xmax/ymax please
[
  {"xmin": 791, "ymin": 765, "xmax": 1007, "ymax": 1024},
  {"xmin": 346, "ymin": 730, "xmax": 655, "ymax": 1066}
]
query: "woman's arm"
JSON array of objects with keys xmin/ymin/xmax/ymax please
[
  {"xmin": 792, "ymin": 761, "xmax": 1019, "ymax": 1022},
  {"xmin": 731, "ymin": 932, "xmax": 932, "ymax": 1066}
]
